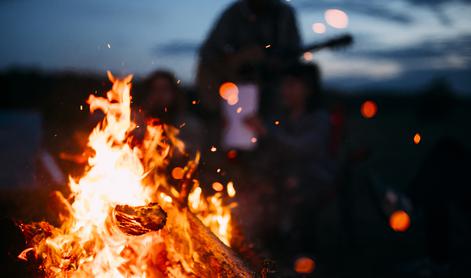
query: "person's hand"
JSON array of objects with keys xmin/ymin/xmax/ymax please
[{"xmin": 244, "ymin": 114, "xmax": 267, "ymax": 136}]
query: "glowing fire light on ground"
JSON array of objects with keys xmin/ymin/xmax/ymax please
[
  {"xmin": 389, "ymin": 210, "xmax": 411, "ymax": 232},
  {"xmin": 18, "ymin": 71, "xmax": 238, "ymax": 277}
]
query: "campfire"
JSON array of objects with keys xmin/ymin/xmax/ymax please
[{"xmin": 17, "ymin": 72, "xmax": 253, "ymax": 277}]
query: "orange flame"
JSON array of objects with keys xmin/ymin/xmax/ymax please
[{"xmin": 19, "ymin": 72, "xmax": 237, "ymax": 277}]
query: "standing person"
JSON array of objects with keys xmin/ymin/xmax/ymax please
[{"xmin": 196, "ymin": 0, "xmax": 301, "ymax": 141}]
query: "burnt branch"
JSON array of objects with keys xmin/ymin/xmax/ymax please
[{"xmin": 113, "ymin": 203, "xmax": 167, "ymax": 236}]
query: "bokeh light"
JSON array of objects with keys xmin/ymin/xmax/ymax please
[
  {"xmin": 171, "ymin": 167, "xmax": 184, "ymax": 180},
  {"xmin": 212, "ymin": 182, "xmax": 224, "ymax": 192},
  {"xmin": 413, "ymin": 133, "xmax": 421, "ymax": 144},
  {"xmin": 389, "ymin": 210, "xmax": 410, "ymax": 232},
  {"xmin": 294, "ymin": 257, "xmax": 316, "ymax": 274},
  {"xmin": 312, "ymin": 22, "xmax": 326, "ymax": 34},
  {"xmin": 227, "ymin": 94, "xmax": 239, "ymax": 106},
  {"xmin": 303, "ymin": 52, "xmax": 313, "ymax": 62},
  {"xmin": 227, "ymin": 149, "xmax": 238, "ymax": 160},
  {"xmin": 361, "ymin": 100, "xmax": 378, "ymax": 119},
  {"xmin": 219, "ymin": 82, "xmax": 238, "ymax": 101},
  {"xmin": 325, "ymin": 9, "xmax": 349, "ymax": 29}
]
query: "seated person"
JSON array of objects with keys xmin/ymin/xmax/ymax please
[
  {"xmin": 245, "ymin": 63, "xmax": 337, "ymax": 257},
  {"xmin": 141, "ymin": 70, "xmax": 203, "ymax": 154}
]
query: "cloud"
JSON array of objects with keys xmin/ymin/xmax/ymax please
[
  {"xmin": 326, "ymin": 58, "xmax": 403, "ymax": 79},
  {"xmin": 404, "ymin": 0, "xmax": 471, "ymax": 7},
  {"xmin": 295, "ymin": 0, "xmax": 414, "ymax": 24},
  {"xmin": 322, "ymin": 33, "xmax": 471, "ymax": 92},
  {"xmin": 153, "ymin": 40, "xmax": 200, "ymax": 56},
  {"xmin": 295, "ymin": 0, "xmax": 471, "ymax": 26},
  {"xmin": 404, "ymin": 0, "xmax": 471, "ymax": 25},
  {"xmin": 349, "ymin": 34, "xmax": 471, "ymax": 69},
  {"xmin": 326, "ymin": 67, "xmax": 471, "ymax": 93}
]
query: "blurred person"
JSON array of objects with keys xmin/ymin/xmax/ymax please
[
  {"xmin": 193, "ymin": 0, "xmax": 302, "ymax": 209},
  {"xmin": 141, "ymin": 70, "xmax": 203, "ymax": 153},
  {"xmin": 245, "ymin": 63, "xmax": 337, "ymax": 259},
  {"xmin": 196, "ymin": 0, "xmax": 301, "ymax": 117}
]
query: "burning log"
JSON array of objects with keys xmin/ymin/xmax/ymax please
[
  {"xmin": 163, "ymin": 205, "xmax": 254, "ymax": 277},
  {"xmin": 156, "ymin": 156, "xmax": 254, "ymax": 276},
  {"xmin": 113, "ymin": 202, "xmax": 167, "ymax": 236}
]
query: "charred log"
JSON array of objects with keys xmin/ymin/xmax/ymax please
[
  {"xmin": 113, "ymin": 202, "xmax": 167, "ymax": 236},
  {"xmin": 163, "ymin": 205, "xmax": 254, "ymax": 277}
]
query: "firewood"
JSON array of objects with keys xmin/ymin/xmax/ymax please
[
  {"xmin": 112, "ymin": 200, "xmax": 254, "ymax": 276},
  {"xmin": 163, "ymin": 205, "xmax": 254, "ymax": 277},
  {"xmin": 113, "ymin": 202, "xmax": 167, "ymax": 236}
]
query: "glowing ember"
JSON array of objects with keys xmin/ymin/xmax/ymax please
[
  {"xmin": 171, "ymin": 166, "xmax": 184, "ymax": 179},
  {"xmin": 18, "ymin": 71, "xmax": 239, "ymax": 277},
  {"xmin": 212, "ymin": 182, "xmax": 224, "ymax": 192}
]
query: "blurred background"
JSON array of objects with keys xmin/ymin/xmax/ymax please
[{"xmin": 1, "ymin": 0, "xmax": 471, "ymax": 277}]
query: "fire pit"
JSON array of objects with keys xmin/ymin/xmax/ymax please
[{"xmin": 17, "ymin": 72, "xmax": 253, "ymax": 277}]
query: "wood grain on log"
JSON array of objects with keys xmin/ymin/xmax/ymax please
[
  {"xmin": 162, "ymin": 205, "xmax": 254, "ymax": 277},
  {"xmin": 113, "ymin": 202, "xmax": 167, "ymax": 236}
]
